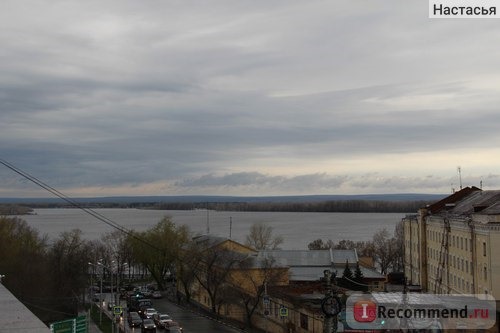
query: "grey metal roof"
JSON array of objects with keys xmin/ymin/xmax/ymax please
[
  {"xmin": 192, "ymin": 234, "xmax": 229, "ymax": 248},
  {"xmin": 257, "ymin": 249, "xmax": 358, "ymax": 266},
  {"xmin": 288, "ymin": 265, "xmax": 385, "ymax": 281},
  {"xmin": 256, "ymin": 249, "xmax": 384, "ymax": 281},
  {"xmin": 439, "ymin": 190, "xmax": 500, "ymax": 216},
  {"xmin": 0, "ymin": 283, "xmax": 50, "ymax": 332}
]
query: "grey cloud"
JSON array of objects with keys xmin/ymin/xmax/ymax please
[{"xmin": 1, "ymin": 1, "xmax": 500, "ymax": 196}]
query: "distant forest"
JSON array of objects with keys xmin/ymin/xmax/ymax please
[
  {"xmin": 141, "ymin": 200, "xmax": 430, "ymax": 213},
  {"xmin": 2, "ymin": 200, "xmax": 432, "ymax": 213}
]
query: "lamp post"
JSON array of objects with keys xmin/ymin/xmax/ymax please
[
  {"xmin": 115, "ymin": 262, "xmax": 128, "ymax": 306},
  {"xmin": 88, "ymin": 262, "xmax": 104, "ymax": 326}
]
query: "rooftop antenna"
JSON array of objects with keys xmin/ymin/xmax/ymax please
[
  {"xmin": 480, "ymin": 179, "xmax": 483, "ymax": 190},
  {"xmin": 457, "ymin": 166, "xmax": 463, "ymax": 190}
]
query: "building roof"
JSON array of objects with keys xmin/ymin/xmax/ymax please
[
  {"xmin": 430, "ymin": 189, "xmax": 500, "ymax": 217},
  {"xmin": 257, "ymin": 249, "xmax": 384, "ymax": 281},
  {"xmin": 0, "ymin": 283, "xmax": 50, "ymax": 332},
  {"xmin": 192, "ymin": 234, "xmax": 257, "ymax": 253},
  {"xmin": 427, "ymin": 186, "xmax": 481, "ymax": 214},
  {"xmin": 289, "ymin": 265, "xmax": 385, "ymax": 281},
  {"xmin": 257, "ymin": 249, "xmax": 358, "ymax": 266}
]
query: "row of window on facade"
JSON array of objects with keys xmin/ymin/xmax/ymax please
[
  {"xmin": 428, "ymin": 262, "xmax": 488, "ymax": 287},
  {"xmin": 427, "ymin": 248, "xmax": 475, "ymax": 274},
  {"xmin": 427, "ymin": 229, "xmax": 488, "ymax": 256},
  {"xmin": 428, "ymin": 273, "xmax": 488, "ymax": 295}
]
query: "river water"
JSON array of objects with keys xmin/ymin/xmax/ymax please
[{"xmin": 18, "ymin": 208, "xmax": 406, "ymax": 250}]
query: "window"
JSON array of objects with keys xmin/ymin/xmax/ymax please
[
  {"xmin": 483, "ymin": 242, "xmax": 487, "ymax": 256},
  {"xmin": 300, "ymin": 313, "xmax": 309, "ymax": 330},
  {"xmin": 484, "ymin": 267, "xmax": 487, "ymax": 281}
]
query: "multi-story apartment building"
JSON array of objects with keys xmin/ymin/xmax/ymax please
[{"xmin": 403, "ymin": 186, "xmax": 500, "ymax": 298}]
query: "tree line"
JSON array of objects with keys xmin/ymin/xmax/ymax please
[
  {"xmin": 10, "ymin": 199, "xmax": 430, "ymax": 213},
  {"xmin": 137, "ymin": 199, "xmax": 429, "ymax": 213}
]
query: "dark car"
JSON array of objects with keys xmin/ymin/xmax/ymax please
[
  {"xmin": 152, "ymin": 290, "xmax": 163, "ymax": 299},
  {"xmin": 141, "ymin": 318, "xmax": 157, "ymax": 333},
  {"xmin": 128, "ymin": 311, "xmax": 142, "ymax": 328},
  {"xmin": 152, "ymin": 313, "xmax": 172, "ymax": 328}
]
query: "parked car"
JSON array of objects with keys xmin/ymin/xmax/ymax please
[
  {"xmin": 152, "ymin": 313, "xmax": 172, "ymax": 328},
  {"xmin": 143, "ymin": 308, "xmax": 158, "ymax": 319},
  {"xmin": 141, "ymin": 318, "xmax": 157, "ymax": 333},
  {"xmin": 127, "ymin": 311, "xmax": 142, "ymax": 328}
]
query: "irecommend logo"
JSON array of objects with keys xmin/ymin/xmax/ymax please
[{"xmin": 353, "ymin": 300, "xmax": 377, "ymax": 322}]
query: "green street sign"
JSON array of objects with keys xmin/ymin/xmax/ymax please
[
  {"xmin": 50, "ymin": 315, "xmax": 87, "ymax": 333},
  {"xmin": 75, "ymin": 315, "xmax": 87, "ymax": 333},
  {"xmin": 50, "ymin": 319, "xmax": 74, "ymax": 333}
]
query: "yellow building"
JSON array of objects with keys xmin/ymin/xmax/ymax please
[
  {"xmin": 177, "ymin": 235, "xmax": 289, "ymax": 326},
  {"xmin": 404, "ymin": 186, "xmax": 500, "ymax": 297}
]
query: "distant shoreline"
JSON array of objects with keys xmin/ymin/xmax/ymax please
[{"xmin": 0, "ymin": 193, "xmax": 445, "ymax": 214}]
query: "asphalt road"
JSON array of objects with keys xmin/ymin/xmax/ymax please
[{"xmin": 118, "ymin": 296, "xmax": 243, "ymax": 333}]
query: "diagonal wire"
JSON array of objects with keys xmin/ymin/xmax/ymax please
[{"xmin": 0, "ymin": 158, "xmax": 162, "ymax": 252}]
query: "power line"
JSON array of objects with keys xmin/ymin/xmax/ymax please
[{"xmin": 0, "ymin": 158, "xmax": 161, "ymax": 253}]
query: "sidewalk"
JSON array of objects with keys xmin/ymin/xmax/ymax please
[{"xmin": 88, "ymin": 319, "xmax": 103, "ymax": 333}]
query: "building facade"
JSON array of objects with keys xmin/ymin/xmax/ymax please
[{"xmin": 404, "ymin": 186, "xmax": 500, "ymax": 298}]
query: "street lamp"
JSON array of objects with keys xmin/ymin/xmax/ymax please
[
  {"xmin": 98, "ymin": 261, "xmax": 113, "ymax": 309},
  {"xmin": 88, "ymin": 262, "xmax": 104, "ymax": 325},
  {"xmin": 114, "ymin": 262, "xmax": 128, "ymax": 306}
]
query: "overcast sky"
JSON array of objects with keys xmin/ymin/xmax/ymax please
[{"xmin": 1, "ymin": 0, "xmax": 500, "ymax": 198}]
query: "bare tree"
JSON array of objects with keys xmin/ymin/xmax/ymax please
[
  {"xmin": 190, "ymin": 243, "xmax": 251, "ymax": 314},
  {"xmin": 372, "ymin": 228, "xmax": 396, "ymax": 274},
  {"xmin": 245, "ymin": 222, "xmax": 283, "ymax": 250},
  {"xmin": 228, "ymin": 256, "xmax": 287, "ymax": 327},
  {"xmin": 48, "ymin": 229, "xmax": 93, "ymax": 316},
  {"xmin": 307, "ymin": 238, "xmax": 335, "ymax": 250}
]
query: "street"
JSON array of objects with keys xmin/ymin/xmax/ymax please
[{"xmin": 101, "ymin": 292, "xmax": 244, "ymax": 333}]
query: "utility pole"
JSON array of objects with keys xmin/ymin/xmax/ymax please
[{"xmin": 321, "ymin": 270, "xmax": 341, "ymax": 333}]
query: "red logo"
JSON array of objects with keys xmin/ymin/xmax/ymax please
[{"xmin": 353, "ymin": 300, "xmax": 377, "ymax": 322}]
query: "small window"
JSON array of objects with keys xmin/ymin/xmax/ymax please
[
  {"xmin": 484, "ymin": 267, "xmax": 487, "ymax": 281},
  {"xmin": 483, "ymin": 242, "xmax": 487, "ymax": 256}
]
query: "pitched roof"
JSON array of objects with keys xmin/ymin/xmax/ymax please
[
  {"xmin": 429, "ymin": 188, "xmax": 500, "ymax": 216},
  {"xmin": 257, "ymin": 249, "xmax": 358, "ymax": 266},
  {"xmin": 255, "ymin": 249, "xmax": 382, "ymax": 281},
  {"xmin": 427, "ymin": 186, "xmax": 481, "ymax": 214},
  {"xmin": 192, "ymin": 234, "xmax": 257, "ymax": 252}
]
